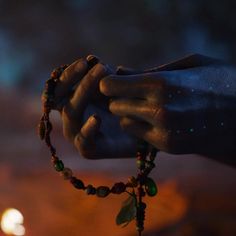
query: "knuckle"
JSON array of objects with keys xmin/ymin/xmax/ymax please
[
  {"xmin": 119, "ymin": 118, "xmax": 127, "ymax": 130},
  {"xmin": 119, "ymin": 117, "xmax": 134, "ymax": 131},
  {"xmin": 99, "ymin": 77, "xmax": 111, "ymax": 96},
  {"xmin": 152, "ymin": 106, "xmax": 170, "ymax": 127},
  {"xmin": 73, "ymin": 58, "xmax": 87, "ymax": 72}
]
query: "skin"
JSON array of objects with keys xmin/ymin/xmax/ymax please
[{"xmin": 53, "ymin": 54, "xmax": 236, "ymax": 166}]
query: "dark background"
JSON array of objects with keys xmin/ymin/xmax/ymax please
[{"xmin": 0, "ymin": 1, "xmax": 236, "ymax": 235}]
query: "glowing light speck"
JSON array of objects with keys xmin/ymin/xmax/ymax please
[{"xmin": 1, "ymin": 208, "xmax": 25, "ymax": 236}]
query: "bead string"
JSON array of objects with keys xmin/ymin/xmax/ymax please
[{"xmin": 38, "ymin": 56, "xmax": 159, "ymax": 235}]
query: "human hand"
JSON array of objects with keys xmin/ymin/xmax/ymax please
[
  {"xmin": 52, "ymin": 56, "xmax": 137, "ymax": 159},
  {"xmin": 100, "ymin": 54, "xmax": 236, "ymax": 158}
]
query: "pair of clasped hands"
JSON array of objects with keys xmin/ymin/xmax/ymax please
[{"xmin": 51, "ymin": 54, "xmax": 236, "ymax": 166}]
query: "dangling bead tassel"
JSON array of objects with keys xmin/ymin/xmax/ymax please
[
  {"xmin": 136, "ymin": 186, "xmax": 146, "ymax": 235},
  {"xmin": 135, "ymin": 140, "xmax": 148, "ymax": 235}
]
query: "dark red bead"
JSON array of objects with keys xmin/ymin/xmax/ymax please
[
  {"xmin": 62, "ymin": 64, "xmax": 69, "ymax": 70},
  {"xmin": 111, "ymin": 182, "xmax": 126, "ymax": 194},
  {"xmin": 70, "ymin": 177, "xmax": 85, "ymax": 189},
  {"xmin": 136, "ymin": 155, "xmax": 144, "ymax": 160},
  {"xmin": 51, "ymin": 70, "xmax": 60, "ymax": 79},
  {"xmin": 127, "ymin": 176, "xmax": 138, "ymax": 187},
  {"xmin": 51, "ymin": 156, "xmax": 59, "ymax": 164},
  {"xmin": 145, "ymin": 161, "xmax": 155, "ymax": 169},
  {"xmin": 50, "ymin": 147, "xmax": 56, "ymax": 155},
  {"xmin": 86, "ymin": 185, "xmax": 96, "ymax": 195}
]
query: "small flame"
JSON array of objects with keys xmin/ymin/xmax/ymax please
[{"xmin": 1, "ymin": 208, "xmax": 25, "ymax": 235}]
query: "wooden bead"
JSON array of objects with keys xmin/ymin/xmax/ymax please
[
  {"xmin": 86, "ymin": 185, "xmax": 96, "ymax": 195},
  {"xmin": 96, "ymin": 186, "xmax": 110, "ymax": 197},
  {"xmin": 70, "ymin": 177, "xmax": 85, "ymax": 189},
  {"xmin": 61, "ymin": 168, "xmax": 73, "ymax": 180},
  {"xmin": 111, "ymin": 182, "xmax": 126, "ymax": 194},
  {"xmin": 127, "ymin": 176, "xmax": 138, "ymax": 187}
]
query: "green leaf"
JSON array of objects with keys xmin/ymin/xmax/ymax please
[{"xmin": 116, "ymin": 193, "xmax": 137, "ymax": 227}]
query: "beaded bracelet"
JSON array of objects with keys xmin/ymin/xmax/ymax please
[{"xmin": 38, "ymin": 56, "xmax": 159, "ymax": 236}]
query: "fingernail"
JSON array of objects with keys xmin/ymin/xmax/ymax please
[
  {"xmin": 91, "ymin": 114, "xmax": 101, "ymax": 123},
  {"xmin": 86, "ymin": 55, "xmax": 99, "ymax": 69},
  {"xmin": 116, "ymin": 66, "xmax": 125, "ymax": 75}
]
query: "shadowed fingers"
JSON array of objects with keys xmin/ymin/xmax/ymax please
[
  {"xmin": 74, "ymin": 114, "xmax": 101, "ymax": 158},
  {"xmin": 61, "ymin": 63, "xmax": 107, "ymax": 141},
  {"xmin": 69, "ymin": 63, "xmax": 108, "ymax": 117},
  {"xmin": 100, "ymin": 74, "xmax": 164, "ymax": 100},
  {"xmin": 54, "ymin": 59, "xmax": 88, "ymax": 107},
  {"xmin": 119, "ymin": 117, "xmax": 169, "ymax": 152}
]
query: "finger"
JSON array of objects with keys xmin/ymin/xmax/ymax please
[
  {"xmin": 54, "ymin": 55, "xmax": 100, "ymax": 109},
  {"xmin": 120, "ymin": 117, "xmax": 169, "ymax": 152},
  {"xmin": 62, "ymin": 63, "xmax": 110, "ymax": 142},
  {"xmin": 100, "ymin": 73, "xmax": 164, "ymax": 99},
  {"xmin": 61, "ymin": 104, "xmax": 81, "ymax": 142},
  {"xmin": 70, "ymin": 63, "xmax": 109, "ymax": 118},
  {"xmin": 116, "ymin": 65, "xmax": 143, "ymax": 75},
  {"xmin": 80, "ymin": 114, "xmax": 101, "ymax": 140},
  {"xmin": 74, "ymin": 131, "xmax": 137, "ymax": 159},
  {"xmin": 54, "ymin": 58, "xmax": 88, "ymax": 103},
  {"xmin": 73, "ymin": 114, "xmax": 101, "ymax": 159},
  {"xmin": 109, "ymin": 99, "xmax": 165, "ymax": 126},
  {"xmin": 74, "ymin": 114, "xmax": 137, "ymax": 159}
]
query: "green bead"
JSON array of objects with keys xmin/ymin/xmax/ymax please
[
  {"xmin": 96, "ymin": 186, "xmax": 110, "ymax": 198},
  {"xmin": 145, "ymin": 178, "xmax": 158, "ymax": 197},
  {"xmin": 54, "ymin": 160, "xmax": 64, "ymax": 172},
  {"xmin": 137, "ymin": 160, "xmax": 145, "ymax": 169}
]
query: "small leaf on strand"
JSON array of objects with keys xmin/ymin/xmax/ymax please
[{"xmin": 116, "ymin": 193, "xmax": 137, "ymax": 227}]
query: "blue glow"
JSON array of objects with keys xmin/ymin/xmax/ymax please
[{"xmin": 0, "ymin": 31, "xmax": 34, "ymax": 87}]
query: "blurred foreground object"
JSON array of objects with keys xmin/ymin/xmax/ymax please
[{"xmin": 1, "ymin": 208, "xmax": 25, "ymax": 236}]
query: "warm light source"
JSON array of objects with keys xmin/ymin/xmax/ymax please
[{"xmin": 1, "ymin": 208, "xmax": 25, "ymax": 235}]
